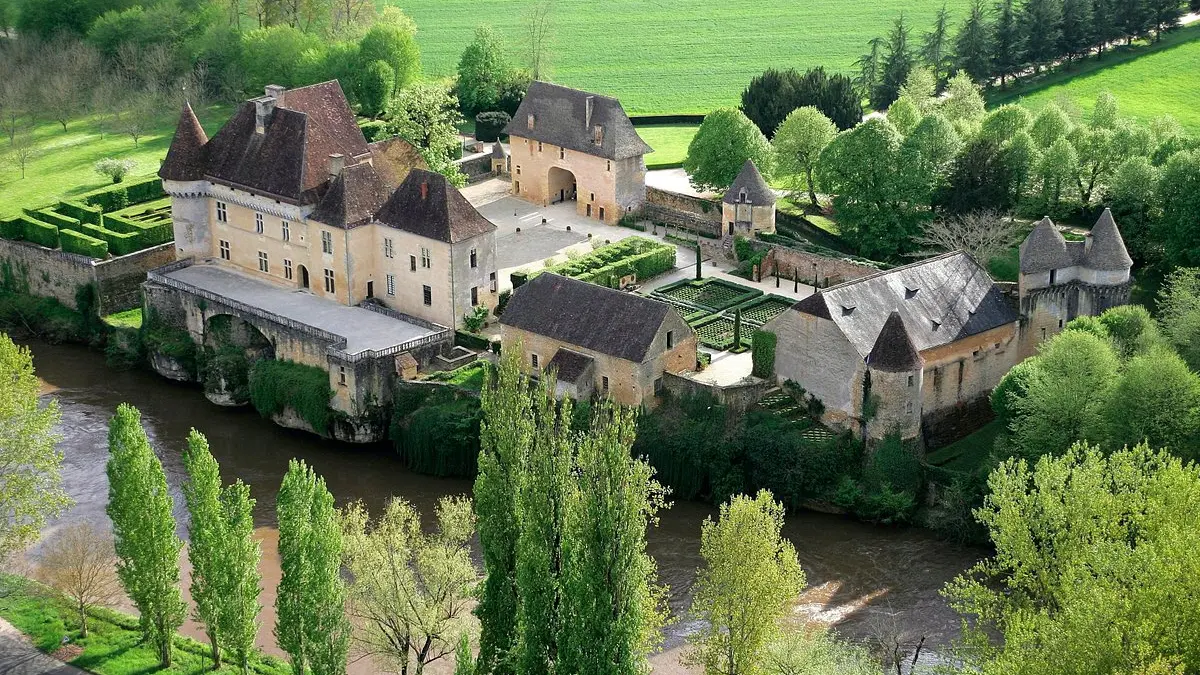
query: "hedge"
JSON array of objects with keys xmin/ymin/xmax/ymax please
[
  {"xmin": 535, "ymin": 236, "xmax": 676, "ymax": 288},
  {"xmin": 81, "ymin": 223, "xmax": 140, "ymax": 256},
  {"xmin": 56, "ymin": 200, "xmax": 102, "ymax": 225},
  {"xmin": 475, "ymin": 111, "xmax": 511, "ymax": 142},
  {"xmin": 455, "ymin": 330, "xmax": 490, "ymax": 350},
  {"xmin": 751, "ymin": 330, "xmax": 776, "ymax": 378},
  {"xmin": 358, "ymin": 119, "xmax": 389, "ymax": 142},
  {"xmin": 0, "ymin": 217, "xmax": 22, "ymax": 240},
  {"xmin": 32, "ymin": 208, "xmax": 81, "ymax": 232},
  {"xmin": 574, "ymin": 247, "xmax": 677, "ymax": 288},
  {"xmin": 83, "ymin": 175, "xmax": 163, "ymax": 212},
  {"xmin": 102, "ymin": 213, "xmax": 172, "ymax": 250},
  {"xmin": 60, "ymin": 229, "xmax": 109, "ymax": 258},
  {"xmin": 20, "ymin": 216, "xmax": 59, "ymax": 248}
]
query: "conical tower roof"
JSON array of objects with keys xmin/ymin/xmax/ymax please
[
  {"xmin": 159, "ymin": 102, "xmax": 209, "ymax": 181},
  {"xmin": 723, "ymin": 159, "xmax": 776, "ymax": 205},
  {"xmin": 1084, "ymin": 208, "xmax": 1133, "ymax": 271},
  {"xmin": 491, "ymin": 142, "xmax": 508, "ymax": 158},
  {"xmin": 1019, "ymin": 217, "xmax": 1072, "ymax": 273},
  {"xmin": 866, "ymin": 311, "xmax": 922, "ymax": 372}
]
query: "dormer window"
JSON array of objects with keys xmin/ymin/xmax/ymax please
[
  {"xmin": 1049, "ymin": 269, "xmax": 1058, "ymax": 284},
  {"xmin": 931, "ymin": 319, "xmax": 941, "ymax": 331},
  {"xmin": 904, "ymin": 286, "xmax": 919, "ymax": 299},
  {"xmin": 739, "ymin": 189, "xmax": 748, "ymax": 203},
  {"xmin": 841, "ymin": 305, "xmax": 855, "ymax": 316},
  {"xmin": 593, "ymin": 125, "xmax": 604, "ymax": 145},
  {"xmin": 527, "ymin": 114, "xmax": 535, "ymax": 130}
]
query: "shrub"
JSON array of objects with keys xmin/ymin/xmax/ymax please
[
  {"xmin": 475, "ymin": 111, "xmax": 511, "ymax": 142},
  {"xmin": 391, "ymin": 388, "xmax": 481, "ymax": 477},
  {"xmin": 203, "ymin": 345, "xmax": 251, "ymax": 404},
  {"xmin": 249, "ymin": 359, "xmax": 334, "ymax": 435},
  {"xmin": 60, "ymin": 229, "xmax": 109, "ymax": 258},
  {"xmin": 56, "ymin": 201, "xmax": 102, "ymax": 225},
  {"xmin": 0, "ymin": 291, "xmax": 85, "ymax": 343},
  {"xmin": 20, "ymin": 216, "xmax": 59, "ymax": 248},
  {"xmin": 751, "ymin": 330, "xmax": 776, "ymax": 377},
  {"xmin": 462, "ymin": 305, "xmax": 488, "ymax": 332},
  {"xmin": 0, "ymin": 217, "xmax": 23, "ymax": 240},
  {"xmin": 93, "ymin": 157, "xmax": 137, "ymax": 183},
  {"xmin": 358, "ymin": 119, "xmax": 389, "ymax": 142},
  {"xmin": 495, "ymin": 289, "xmax": 511, "ymax": 316},
  {"xmin": 81, "ymin": 224, "xmax": 139, "ymax": 256},
  {"xmin": 31, "ymin": 208, "xmax": 81, "ymax": 232}
]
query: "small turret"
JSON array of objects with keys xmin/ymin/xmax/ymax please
[
  {"xmin": 159, "ymin": 102, "xmax": 208, "ymax": 182},
  {"xmin": 722, "ymin": 160, "xmax": 776, "ymax": 236},
  {"xmin": 1083, "ymin": 208, "xmax": 1133, "ymax": 272},
  {"xmin": 864, "ymin": 311, "xmax": 924, "ymax": 441}
]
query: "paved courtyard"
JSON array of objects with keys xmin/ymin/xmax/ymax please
[{"xmin": 165, "ymin": 264, "xmax": 439, "ymax": 355}]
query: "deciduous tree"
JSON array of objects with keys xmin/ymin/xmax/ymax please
[
  {"xmin": 1155, "ymin": 149, "xmax": 1200, "ymax": 268},
  {"xmin": 1157, "ymin": 267, "xmax": 1200, "ymax": 372},
  {"xmin": 356, "ymin": 8, "xmax": 419, "ymax": 94},
  {"xmin": 387, "ymin": 82, "xmax": 468, "ymax": 187},
  {"xmin": 684, "ymin": 108, "xmax": 774, "ymax": 193},
  {"xmin": 183, "ymin": 429, "xmax": 226, "ymax": 667},
  {"xmin": 35, "ymin": 523, "xmax": 119, "ymax": 639},
  {"xmin": 106, "ymin": 403, "xmax": 185, "ymax": 668},
  {"xmin": 1099, "ymin": 346, "xmax": 1200, "ymax": 459},
  {"xmin": 456, "ymin": 25, "xmax": 513, "ymax": 117},
  {"xmin": 1030, "ymin": 103, "xmax": 1073, "ymax": 149},
  {"xmin": 912, "ymin": 209, "xmax": 1020, "ymax": 265},
  {"xmin": 684, "ymin": 490, "xmax": 804, "ymax": 675},
  {"xmin": 939, "ymin": 72, "xmax": 986, "ymax": 125},
  {"xmin": 772, "ymin": 106, "xmax": 837, "ymax": 208}
]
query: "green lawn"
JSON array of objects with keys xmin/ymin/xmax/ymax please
[
  {"xmin": 0, "ymin": 104, "xmax": 232, "ymax": 219},
  {"xmin": 392, "ymin": 0, "xmax": 970, "ymax": 114},
  {"xmin": 637, "ymin": 124, "xmax": 699, "ymax": 167},
  {"xmin": 926, "ymin": 418, "xmax": 1005, "ymax": 473},
  {"xmin": 0, "ymin": 574, "xmax": 288, "ymax": 675},
  {"xmin": 104, "ymin": 308, "xmax": 144, "ymax": 329},
  {"xmin": 993, "ymin": 24, "xmax": 1200, "ymax": 133}
]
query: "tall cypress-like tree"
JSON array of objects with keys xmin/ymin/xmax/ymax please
[
  {"xmin": 475, "ymin": 349, "xmax": 535, "ymax": 675},
  {"xmin": 220, "ymin": 478, "xmax": 261, "ymax": 674},
  {"xmin": 559, "ymin": 402, "xmax": 667, "ymax": 675},
  {"xmin": 853, "ymin": 37, "xmax": 886, "ymax": 102},
  {"xmin": 875, "ymin": 14, "xmax": 916, "ymax": 109},
  {"xmin": 955, "ymin": 0, "xmax": 995, "ymax": 82},
  {"xmin": 1115, "ymin": 0, "xmax": 1152, "ymax": 43},
  {"xmin": 1022, "ymin": 0, "xmax": 1065, "ymax": 70},
  {"xmin": 1145, "ymin": 0, "xmax": 1184, "ymax": 39},
  {"xmin": 276, "ymin": 459, "xmax": 350, "ymax": 675},
  {"xmin": 921, "ymin": 5, "xmax": 954, "ymax": 88},
  {"xmin": 182, "ymin": 429, "xmax": 226, "ymax": 668},
  {"xmin": 1091, "ymin": 0, "xmax": 1122, "ymax": 53},
  {"xmin": 106, "ymin": 404, "xmax": 186, "ymax": 668},
  {"xmin": 1060, "ymin": 0, "xmax": 1096, "ymax": 60},
  {"xmin": 992, "ymin": 0, "xmax": 1023, "ymax": 85}
]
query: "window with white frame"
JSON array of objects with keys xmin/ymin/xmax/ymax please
[
  {"xmin": 219, "ymin": 239, "xmax": 230, "ymax": 260},
  {"xmin": 257, "ymin": 250, "xmax": 268, "ymax": 272},
  {"xmin": 321, "ymin": 230, "xmax": 333, "ymax": 254},
  {"xmin": 384, "ymin": 237, "xmax": 394, "ymax": 258},
  {"xmin": 386, "ymin": 273, "xmax": 395, "ymax": 296},
  {"xmin": 216, "ymin": 202, "xmax": 228, "ymax": 222},
  {"xmin": 284, "ymin": 258, "xmax": 293, "ymax": 280},
  {"xmin": 255, "ymin": 212, "xmax": 264, "ymax": 234},
  {"xmin": 282, "ymin": 220, "xmax": 290, "ymax": 242},
  {"xmin": 420, "ymin": 247, "xmax": 431, "ymax": 268}
]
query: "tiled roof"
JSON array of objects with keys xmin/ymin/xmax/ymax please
[
  {"xmin": 723, "ymin": 160, "xmax": 776, "ymax": 205},
  {"xmin": 501, "ymin": 274, "xmax": 676, "ymax": 362},
  {"xmin": 546, "ymin": 349, "xmax": 594, "ymax": 383},
  {"xmin": 866, "ymin": 311, "xmax": 923, "ymax": 372},
  {"xmin": 309, "ymin": 162, "xmax": 392, "ymax": 228},
  {"xmin": 1083, "ymin": 208, "xmax": 1133, "ymax": 271},
  {"xmin": 159, "ymin": 102, "xmax": 208, "ymax": 181},
  {"xmin": 792, "ymin": 252, "xmax": 1017, "ymax": 357},
  {"xmin": 201, "ymin": 81, "xmax": 369, "ymax": 203},
  {"xmin": 1019, "ymin": 217, "xmax": 1072, "ymax": 273},
  {"xmin": 502, "ymin": 81, "xmax": 652, "ymax": 160},
  {"xmin": 373, "ymin": 168, "xmax": 496, "ymax": 243},
  {"xmin": 491, "ymin": 142, "xmax": 508, "ymax": 158}
]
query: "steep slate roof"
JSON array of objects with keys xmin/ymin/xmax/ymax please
[
  {"xmin": 373, "ymin": 168, "xmax": 496, "ymax": 243},
  {"xmin": 159, "ymin": 102, "xmax": 209, "ymax": 181},
  {"xmin": 792, "ymin": 252, "xmax": 1017, "ymax": 357},
  {"xmin": 723, "ymin": 160, "xmax": 776, "ymax": 205},
  {"xmin": 309, "ymin": 162, "xmax": 393, "ymax": 228},
  {"xmin": 1019, "ymin": 217, "xmax": 1072, "ymax": 273},
  {"xmin": 502, "ymin": 81, "xmax": 653, "ymax": 160},
  {"xmin": 201, "ymin": 81, "xmax": 369, "ymax": 203},
  {"xmin": 866, "ymin": 311, "xmax": 923, "ymax": 372},
  {"xmin": 501, "ymin": 273, "xmax": 675, "ymax": 362},
  {"xmin": 491, "ymin": 142, "xmax": 508, "ymax": 158},
  {"xmin": 1084, "ymin": 208, "xmax": 1133, "ymax": 271},
  {"xmin": 546, "ymin": 349, "xmax": 594, "ymax": 383}
]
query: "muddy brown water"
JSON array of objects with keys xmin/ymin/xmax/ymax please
[{"xmin": 23, "ymin": 339, "xmax": 984, "ymax": 673}]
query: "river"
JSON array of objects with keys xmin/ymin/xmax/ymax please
[{"xmin": 23, "ymin": 339, "xmax": 985, "ymax": 673}]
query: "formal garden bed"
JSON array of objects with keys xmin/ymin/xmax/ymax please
[
  {"xmin": 0, "ymin": 176, "xmax": 170, "ymax": 259},
  {"xmin": 651, "ymin": 277, "xmax": 762, "ymax": 314},
  {"xmin": 513, "ymin": 236, "xmax": 676, "ymax": 289}
]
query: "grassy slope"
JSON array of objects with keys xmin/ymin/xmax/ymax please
[
  {"xmin": 0, "ymin": 104, "xmax": 231, "ymax": 219},
  {"xmin": 992, "ymin": 24, "xmax": 1200, "ymax": 132},
  {"xmin": 637, "ymin": 124, "xmax": 699, "ymax": 166},
  {"xmin": 394, "ymin": 0, "xmax": 970, "ymax": 114},
  {"xmin": 926, "ymin": 418, "xmax": 1005, "ymax": 472}
]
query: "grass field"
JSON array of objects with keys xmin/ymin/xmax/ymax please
[
  {"xmin": 636, "ymin": 124, "xmax": 699, "ymax": 167},
  {"xmin": 0, "ymin": 104, "xmax": 231, "ymax": 219},
  {"xmin": 994, "ymin": 24, "xmax": 1200, "ymax": 132},
  {"xmin": 394, "ymin": 0, "xmax": 970, "ymax": 114}
]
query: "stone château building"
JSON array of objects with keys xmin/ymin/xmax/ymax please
[
  {"xmin": 504, "ymin": 81, "xmax": 652, "ymax": 225},
  {"xmin": 159, "ymin": 81, "xmax": 499, "ymax": 330},
  {"xmin": 499, "ymin": 273, "xmax": 697, "ymax": 406},
  {"xmin": 722, "ymin": 160, "xmax": 776, "ymax": 237}
]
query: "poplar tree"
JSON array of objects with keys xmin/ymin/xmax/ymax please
[
  {"xmin": 954, "ymin": 0, "xmax": 994, "ymax": 82},
  {"xmin": 183, "ymin": 429, "xmax": 227, "ymax": 667},
  {"xmin": 221, "ymin": 478, "xmax": 261, "ymax": 674},
  {"xmin": 106, "ymin": 403, "xmax": 185, "ymax": 668},
  {"xmin": 474, "ymin": 349, "xmax": 535, "ymax": 675},
  {"xmin": 559, "ymin": 402, "xmax": 668, "ymax": 675},
  {"xmin": 276, "ymin": 459, "xmax": 350, "ymax": 675}
]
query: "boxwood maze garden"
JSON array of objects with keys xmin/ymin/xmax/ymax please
[
  {"xmin": 0, "ymin": 176, "xmax": 171, "ymax": 259},
  {"xmin": 511, "ymin": 236, "xmax": 677, "ymax": 289},
  {"xmin": 650, "ymin": 278, "xmax": 792, "ymax": 351}
]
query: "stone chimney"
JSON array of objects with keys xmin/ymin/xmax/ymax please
[
  {"xmin": 585, "ymin": 95, "xmax": 594, "ymax": 128},
  {"xmin": 253, "ymin": 98, "xmax": 275, "ymax": 135},
  {"xmin": 420, "ymin": 181, "xmax": 428, "ymax": 200},
  {"xmin": 265, "ymin": 84, "xmax": 286, "ymax": 101},
  {"xmin": 328, "ymin": 153, "xmax": 345, "ymax": 181}
]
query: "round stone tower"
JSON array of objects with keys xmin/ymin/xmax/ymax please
[
  {"xmin": 159, "ymin": 101, "xmax": 212, "ymax": 260},
  {"xmin": 863, "ymin": 311, "xmax": 924, "ymax": 442}
]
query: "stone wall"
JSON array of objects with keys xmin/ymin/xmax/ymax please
[
  {"xmin": 922, "ymin": 394, "xmax": 995, "ymax": 449},
  {"xmin": 0, "ymin": 238, "xmax": 176, "ymax": 314},
  {"xmin": 456, "ymin": 153, "xmax": 494, "ymax": 183},
  {"xmin": 760, "ymin": 246, "xmax": 879, "ymax": 287},
  {"xmin": 661, "ymin": 372, "xmax": 773, "ymax": 412},
  {"xmin": 644, "ymin": 187, "xmax": 722, "ymax": 237}
]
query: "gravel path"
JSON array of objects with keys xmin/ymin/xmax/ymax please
[{"xmin": 0, "ymin": 618, "xmax": 88, "ymax": 675}]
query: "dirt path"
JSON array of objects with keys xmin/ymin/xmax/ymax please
[{"xmin": 0, "ymin": 618, "xmax": 88, "ymax": 675}]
